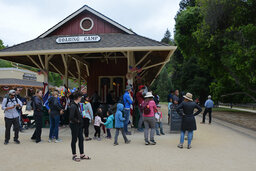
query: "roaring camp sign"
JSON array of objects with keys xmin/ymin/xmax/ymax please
[{"xmin": 56, "ymin": 35, "xmax": 101, "ymax": 44}]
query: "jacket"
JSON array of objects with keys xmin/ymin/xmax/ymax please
[
  {"xmin": 104, "ymin": 114, "xmax": 114, "ymax": 129},
  {"xmin": 94, "ymin": 116, "xmax": 104, "ymax": 127},
  {"xmin": 80, "ymin": 102, "xmax": 93, "ymax": 122},
  {"xmin": 115, "ymin": 103, "xmax": 126, "ymax": 128},
  {"xmin": 48, "ymin": 96, "xmax": 63, "ymax": 116},
  {"xmin": 33, "ymin": 96, "xmax": 43, "ymax": 114},
  {"xmin": 176, "ymin": 101, "xmax": 202, "ymax": 131},
  {"xmin": 142, "ymin": 100, "xmax": 157, "ymax": 117},
  {"xmin": 69, "ymin": 102, "xmax": 83, "ymax": 125},
  {"xmin": 123, "ymin": 91, "xmax": 133, "ymax": 109}
]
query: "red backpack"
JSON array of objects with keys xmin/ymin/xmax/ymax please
[{"xmin": 143, "ymin": 101, "xmax": 151, "ymax": 115}]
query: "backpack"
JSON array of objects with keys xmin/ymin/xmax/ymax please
[
  {"xmin": 5, "ymin": 96, "xmax": 18, "ymax": 107},
  {"xmin": 143, "ymin": 101, "xmax": 151, "ymax": 115}
]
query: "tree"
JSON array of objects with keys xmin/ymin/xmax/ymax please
[{"xmin": 161, "ymin": 29, "xmax": 173, "ymax": 44}]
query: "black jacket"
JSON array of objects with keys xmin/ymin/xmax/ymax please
[
  {"xmin": 33, "ymin": 96, "xmax": 43, "ymax": 114},
  {"xmin": 49, "ymin": 97, "xmax": 63, "ymax": 116},
  {"xmin": 176, "ymin": 101, "xmax": 202, "ymax": 131},
  {"xmin": 69, "ymin": 102, "xmax": 83, "ymax": 124}
]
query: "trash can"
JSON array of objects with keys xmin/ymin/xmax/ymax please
[{"xmin": 170, "ymin": 108, "xmax": 182, "ymax": 132}]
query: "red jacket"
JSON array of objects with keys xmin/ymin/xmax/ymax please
[{"xmin": 136, "ymin": 91, "xmax": 144, "ymax": 106}]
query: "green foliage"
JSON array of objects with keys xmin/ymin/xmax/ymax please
[{"xmin": 161, "ymin": 29, "xmax": 173, "ymax": 44}]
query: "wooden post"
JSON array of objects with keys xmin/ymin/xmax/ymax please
[
  {"xmin": 75, "ymin": 59, "xmax": 81, "ymax": 90},
  {"xmin": 44, "ymin": 55, "xmax": 49, "ymax": 84},
  {"xmin": 62, "ymin": 54, "xmax": 68, "ymax": 88}
]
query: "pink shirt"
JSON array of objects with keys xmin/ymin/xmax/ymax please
[
  {"xmin": 142, "ymin": 100, "xmax": 157, "ymax": 117},
  {"xmin": 94, "ymin": 116, "xmax": 104, "ymax": 126}
]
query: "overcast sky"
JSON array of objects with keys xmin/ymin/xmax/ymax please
[{"xmin": 0, "ymin": 0, "xmax": 180, "ymax": 46}]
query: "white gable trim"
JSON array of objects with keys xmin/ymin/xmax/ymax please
[{"xmin": 39, "ymin": 5, "xmax": 134, "ymax": 38}]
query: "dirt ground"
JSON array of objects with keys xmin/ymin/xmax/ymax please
[
  {"xmin": 0, "ymin": 104, "xmax": 256, "ymax": 171},
  {"xmin": 210, "ymin": 109, "xmax": 256, "ymax": 131}
]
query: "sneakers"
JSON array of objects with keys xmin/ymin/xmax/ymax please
[
  {"xmin": 113, "ymin": 142, "xmax": 119, "ymax": 146},
  {"xmin": 85, "ymin": 138, "xmax": 92, "ymax": 141},
  {"xmin": 187, "ymin": 145, "xmax": 192, "ymax": 149},
  {"xmin": 150, "ymin": 140, "xmax": 156, "ymax": 145},
  {"xmin": 4, "ymin": 140, "xmax": 9, "ymax": 145},
  {"xmin": 55, "ymin": 139, "xmax": 62, "ymax": 143},
  {"xmin": 161, "ymin": 132, "xmax": 165, "ymax": 135},
  {"xmin": 48, "ymin": 139, "xmax": 53, "ymax": 143},
  {"xmin": 145, "ymin": 141, "xmax": 150, "ymax": 145},
  {"xmin": 177, "ymin": 144, "xmax": 183, "ymax": 149},
  {"xmin": 97, "ymin": 138, "xmax": 101, "ymax": 141},
  {"xmin": 125, "ymin": 140, "xmax": 131, "ymax": 144},
  {"xmin": 156, "ymin": 133, "xmax": 160, "ymax": 136},
  {"xmin": 93, "ymin": 137, "xmax": 97, "ymax": 140},
  {"xmin": 14, "ymin": 140, "xmax": 20, "ymax": 144}
]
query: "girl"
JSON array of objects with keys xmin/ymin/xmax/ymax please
[
  {"xmin": 69, "ymin": 92, "xmax": 90, "ymax": 162},
  {"xmin": 176, "ymin": 93, "xmax": 202, "ymax": 149},
  {"xmin": 142, "ymin": 92, "xmax": 157, "ymax": 145},
  {"xmin": 80, "ymin": 94, "xmax": 93, "ymax": 141},
  {"xmin": 94, "ymin": 110, "xmax": 104, "ymax": 141},
  {"xmin": 104, "ymin": 109, "xmax": 114, "ymax": 139}
]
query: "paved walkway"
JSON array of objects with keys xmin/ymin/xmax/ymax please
[
  {"xmin": 219, "ymin": 105, "xmax": 256, "ymax": 113},
  {"xmin": 0, "ymin": 105, "xmax": 256, "ymax": 171}
]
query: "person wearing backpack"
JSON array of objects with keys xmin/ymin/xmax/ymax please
[
  {"xmin": 1, "ymin": 90, "xmax": 23, "ymax": 145},
  {"xmin": 142, "ymin": 92, "xmax": 157, "ymax": 145}
]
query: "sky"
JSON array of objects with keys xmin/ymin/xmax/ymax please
[{"xmin": 0, "ymin": 0, "xmax": 180, "ymax": 46}]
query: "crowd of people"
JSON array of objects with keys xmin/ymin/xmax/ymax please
[{"xmin": 1, "ymin": 84, "xmax": 214, "ymax": 162}]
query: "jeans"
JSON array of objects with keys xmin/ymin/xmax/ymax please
[
  {"xmin": 138, "ymin": 107, "xmax": 143, "ymax": 129},
  {"xmin": 70, "ymin": 123, "xmax": 84, "ymax": 155},
  {"xmin": 114, "ymin": 128, "xmax": 128, "ymax": 144},
  {"xmin": 202, "ymin": 108, "xmax": 212, "ymax": 123},
  {"xmin": 32, "ymin": 112, "xmax": 43, "ymax": 142},
  {"xmin": 124, "ymin": 109, "xmax": 130, "ymax": 133},
  {"xmin": 49, "ymin": 115, "xmax": 60, "ymax": 139},
  {"xmin": 5, "ymin": 117, "xmax": 19, "ymax": 141},
  {"xmin": 143, "ymin": 117, "xmax": 155, "ymax": 142},
  {"xmin": 180, "ymin": 131, "xmax": 193, "ymax": 145},
  {"xmin": 107, "ymin": 128, "xmax": 111, "ymax": 138},
  {"xmin": 155, "ymin": 122, "xmax": 164, "ymax": 134}
]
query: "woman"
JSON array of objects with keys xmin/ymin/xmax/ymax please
[
  {"xmin": 176, "ymin": 93, "xmax": 202, "ymax": 149},
  {"xmin": 142, "ymin": 92, "xmax": 157, "ymax": 145},
  {"xmin": 80, "ymin": 94, "xmax": 94, "ymax": 141},
  {"xmin": 48, "ymin": 91, "xmax": 64, "ymax": 143},
  {"xmin": 31, "ymin": 90, "xmax": 43, "ymax": 143},
  {"xmin": 69, "ymin": 92, "xmax": 91, "ymax": 162}
]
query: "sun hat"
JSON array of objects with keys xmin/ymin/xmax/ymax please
[
  {"xmin": 9, "ymin": 90, "xmax": 16, "ymax": 95},
  {"xmin": 144, "ymin": 92, "xmax": 154, "ymax": 98},
  {"xmin": 183, "ymin": 92, "xmax": 193, "ymax": 101}
]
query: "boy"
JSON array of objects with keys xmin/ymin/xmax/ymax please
[{"xmin": 155, "ymin": 104, "xmax": 165, "ymax": 135}]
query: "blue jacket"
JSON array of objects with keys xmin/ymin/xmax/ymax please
[
  {"xmin": 104, "ymin": 114, "xmax": 114, "ymax": 129},
  {"xmin": 115, "ymin": 103, "xmax": 125, "ymax": 128},
  {"xmin": 123, "ymin": 91, "xmax": 133, "ymax": 109}
]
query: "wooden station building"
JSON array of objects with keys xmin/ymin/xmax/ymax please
[{"xmin": 0, "ymin": 5, "xmax": 176, "ymax": 102}]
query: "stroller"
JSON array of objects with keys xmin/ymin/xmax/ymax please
[{"xmin": 21, "ymin": 114, "xmax": 35, "ymax": 129}]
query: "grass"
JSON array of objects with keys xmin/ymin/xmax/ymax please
[{"xmin": 212, "ymin": 107, "xmax": 251, "ymax": 113}]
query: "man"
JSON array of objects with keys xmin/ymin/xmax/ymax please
[
  {"xmin": 14, "ymin": 88, "xmax": 25, "ymax": 132},
  {"xmin": 123, "ymin": 85, "xmax": 133, "ymax": 135},
  {"xmin": 1, "ymin": 90, "xmax": 23, "ymax": 145},
  {"xmin": 136, "ymin": 85, "xmax": 145, "ymax": 132},
  {"xmin": 201, "ymin": 95, "xmax": 214, "ymax": 124},
  {"xmin": 172, "ymin": 90, "xmax": 180, "ymax": 107}
]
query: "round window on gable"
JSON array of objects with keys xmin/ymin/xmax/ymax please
[{"xmin": 80, "ymin": 17, "xmax": 94, "ymax": 31}]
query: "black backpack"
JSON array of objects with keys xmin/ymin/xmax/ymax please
[
  {"xmin": 143, "ymin": 101, "xmax": 151, "ymax": 115},
  {"xmin": 5, "ymin": 96, "xmax": 18, "ymax": 107}
]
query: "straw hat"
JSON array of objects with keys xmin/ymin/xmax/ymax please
[
  {"xmin": 183, "ymin": 92, "xmax": 193, "ymax": 101},
  {"xmin": 144, "ymin": 92, "xmax": 154, "ymax": 98}
]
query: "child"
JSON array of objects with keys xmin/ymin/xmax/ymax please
[
  {"xmin": 168, "ymin": 99, "xmax": 173, "ymax": 125},
  {"xmin": 114, "ymin": 103, "xmax": 131, "ymax": 146},
  {"xmin": 155, "ymin": 104, "xmax": 165, "ymax": 135},
  {"xmin": 104, "ymin": 109, "xmax": 114, "ymax": 139},
  {"xmin": 94, "ymin": 111, "xmax": 104, "ymax": 141}
]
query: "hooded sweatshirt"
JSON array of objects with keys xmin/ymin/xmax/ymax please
[{"xmin": 115, "ymin": 103, "xmax": 126, "ymax": 128}]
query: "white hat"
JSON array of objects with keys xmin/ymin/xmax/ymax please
[
  {"xmin": 9, "ymin": 90, "xmax": 16, "ymax": 95},
  {"xmin": 183, "ymin": 92, "xmax": 193, "ymax": 101},
  {"xmin": 144, "ymin": 92, "xmax": 154, "ymax": 98},
  {"xmin": 208, "ymin": 95, "xmax": 211, "ymax": 99}
]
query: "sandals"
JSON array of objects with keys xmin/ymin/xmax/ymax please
[
  {"xmin": 72, "ymin": 155, "xmax": 80, "ymax": 162},
  {"xmin": 80, "ymin": 155, "xmax": 91, "ymax": 160}
]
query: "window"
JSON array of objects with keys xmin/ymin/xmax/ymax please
[{"xmin": 80, "ymin": 17, "xmax": 94, "ymax": 31}]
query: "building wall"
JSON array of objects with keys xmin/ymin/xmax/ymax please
[
  {"xmin": 48, "ymin": 10, "xmax": 125, "ymax": 36},
  {"xmin": 0, "ymin": 68, "xmax": 44, "ymax": 82},
  {"xmin": 87, "ymin": 58, "xmax": 127, "ymax": 97}
]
